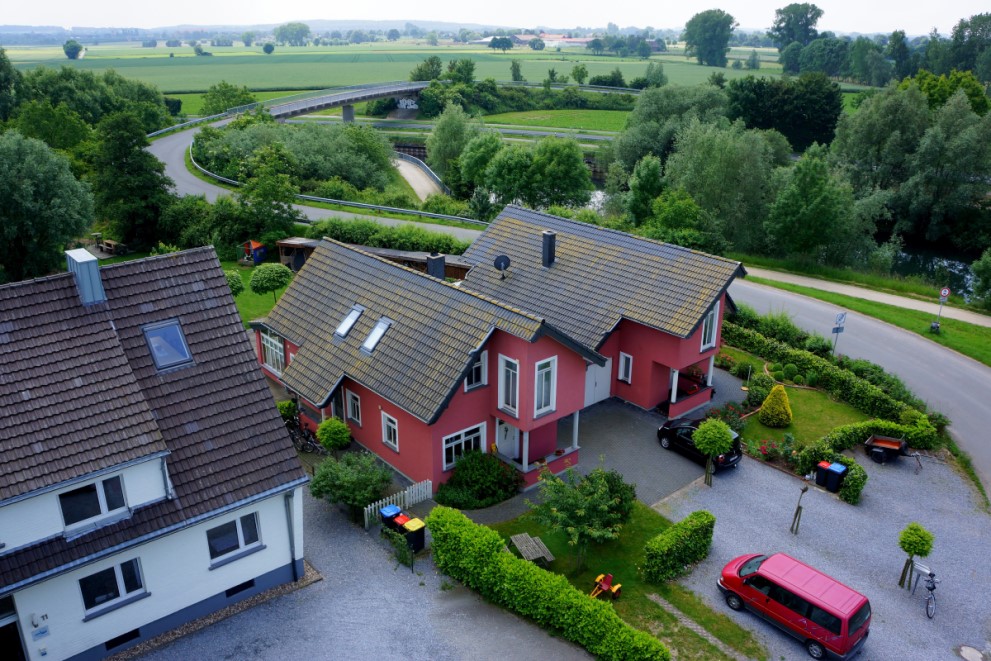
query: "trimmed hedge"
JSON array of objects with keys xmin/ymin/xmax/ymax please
[
  {"xmin": 426, "ymin": 506, "xmax": 670, "ymax": 660},
  {"xmin": 795, "ymin": 439, "xmax": 869, "ymax": 505},
  {"xmin": 642, "ymin": 511, "xmax": 716, "ymax": 583}
]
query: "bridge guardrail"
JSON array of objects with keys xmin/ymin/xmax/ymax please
[{"xmin": 394, "ymin": 151, "xmax": 451, "ymax": 196}]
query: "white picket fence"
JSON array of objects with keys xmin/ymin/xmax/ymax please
[{"xmin": 363, "ymin": 480, "xmax": 433, "ymax": 529}]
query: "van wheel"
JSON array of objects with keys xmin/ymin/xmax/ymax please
[
  {"xmin": 724, "ymin": 592, "xmax": 743, "ymax": 611},
  {"xmin": 805, "ymin": 640, "xmax": 826, "ymax": 659}
]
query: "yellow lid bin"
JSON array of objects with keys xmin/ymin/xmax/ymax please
[
  {"xmin": 403, "ymin": 517, "xmax": 426, "ymax": 552},
  {"xmin": 403, "ymin": 518, "xmax": 424, "ymax": 532}
]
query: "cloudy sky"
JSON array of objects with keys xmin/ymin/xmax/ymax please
[{"xmin": 5, "ymin": 1, "xmax": 986, "ymax": 36}]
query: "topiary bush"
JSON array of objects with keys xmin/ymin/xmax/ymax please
[
  {"xmin": 772, "ymin": 370, "xmax": 785, "ymax": 381},
  {"xmin": 316, "ymin": 417, "xmax": 352, "ymax": 453},
  {"xmin": 770, "ymin": 362, "xmax": 783, "ymax": 372},
  {"xmin": 642, "ymin": 510, "xmax": 716, "ymax": 583},
  {"xmin": 434, "ymin": 451, "xmax": 523, "ymax": 509},
  {"xmin": 426, "ymin": 506, "xmax": 671, "ymax": 660},
  {"xmin": 782, "ymin": 363, "xmax": 799, "ymax": 380},
  {"xmin": 759, "ymin": 385, "xmax": 793, "ymax": 428},
  {"xmin": 792, "ymin": 374, "xmax": 805, "ymax": 385}
]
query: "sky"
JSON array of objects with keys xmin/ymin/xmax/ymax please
[{"xmin": 4, "ymin": 1, "xmax": 987, "ymax": 37}]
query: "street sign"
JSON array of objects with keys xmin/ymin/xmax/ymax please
[
  {"xmin": 940, "ymin": 287, "xmax": 951, "ymax": 298},
  {"xmin": 832, "ymin": 326, "xmax": 845, "ymax": 334},
  {"xmin": 835, "ymin": 312, "xmax": 847, "ymax": 326}
]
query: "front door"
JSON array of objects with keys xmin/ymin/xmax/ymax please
[
  {"xmin": 584, "ymin": 358, "xmax": 613, "ymax": 407},
  {"xmin": 0, "ymin": 620, "xmax": 25, "ymax": 661},
  {"xmin": 496, "ymin": 419, "xmax": 519, "ymax": 459}
]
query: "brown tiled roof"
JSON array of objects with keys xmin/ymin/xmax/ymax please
[
  {"xmin": 461, "ymin": 206, "xmax": 745, "ymax": 349},
  {"xmin": 261, "ymin": 240, "xmax": 599, "ymax": 423},
  {"xmin": 0, "ymin": 248, "xmax": 306, "ymax": 592}
]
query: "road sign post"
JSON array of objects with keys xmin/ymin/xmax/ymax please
[
  {"xmin": 832, "ymin": 311, "xmax": 847, "ymax": 353},
  {"xmin": 932, "ymin": 287, "xmax": 950, "ymax": 333}
]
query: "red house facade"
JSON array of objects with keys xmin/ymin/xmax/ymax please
[{"xmin": 253, "ymin": 207, "xmax": 743, "ymax": 490}]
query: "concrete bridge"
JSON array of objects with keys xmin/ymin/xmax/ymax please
[{"xmin": 246, "ymin": 81, "xmax": 430, "ymax": 122}]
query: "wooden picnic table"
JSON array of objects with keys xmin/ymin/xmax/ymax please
[
  {"xmin": 102, "ymin": 239, "xmax": 118, "ymax": 255},
  {"xmin": 510, "ymin": 532, "xmax": 555, "ymax": 564}
]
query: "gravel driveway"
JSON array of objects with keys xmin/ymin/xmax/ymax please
[{"xmin": 655, "ymin": 451, "xmax": 991, "ymax": 660}]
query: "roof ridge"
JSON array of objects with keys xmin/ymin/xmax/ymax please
[
  {"xmin": 102, "ymin": 246, "xmax": 218, "ymax": 272},
  {"xmin": 319, "ymin": 238, "xmax": 548, "ymax": 325}
]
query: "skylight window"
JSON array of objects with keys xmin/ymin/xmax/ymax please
[
  {"xmin": 361, "ymin": 318, "xmax": 392, "ymax": 354},
  {"xmin": 143, "ymin": 320, "xmax": 192, "ymax": 370},
  {"xmin": 335, "ymin": 305, "xmax": 364, "ymax": 338}
]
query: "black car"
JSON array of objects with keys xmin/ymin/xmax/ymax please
[{"xmin": 657, "ymin": 418, "xmax": 742, "ymax": 471}]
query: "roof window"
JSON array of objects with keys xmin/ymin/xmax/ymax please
[
  {"xmin": 335, "ymin": 305, "xmax": 364, "ymax": 338},
  {"xmin": 142, "ymin": 320, "xmax": 192, "ymax": 370},
  {"xmin": 361, "ymin": 317, "xmax": 392, "ymax": 354}
]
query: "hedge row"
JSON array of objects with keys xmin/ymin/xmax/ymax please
[
  {"xmin": 642, "ymin": 511, "xmax": 716, "ymax": 583},
  {"xmin": 425, "ymin": 506, "xmax": 670, "ymax": 661},
  {"xmin": 722, "ymin": 322, "xmax": 909, "ymax": 420}
]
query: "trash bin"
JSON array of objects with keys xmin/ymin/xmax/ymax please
[
  {"xmin": 403, "ymin": 518, "xmax": 426, "ymax": 552},
  {"xmin": 393, "ymin": 513, "xmax": 411, "ymax": 529},
  {"xmin": 815, "ymin": 461, "xmax": 832, "ymax": 487},
  {"xmin": 380, "ymin": 505, "xmax": 401, "ymax": 530},
  {"xmin": 826, "ymin": 462, "xmax": 848, "ymax": 493}
]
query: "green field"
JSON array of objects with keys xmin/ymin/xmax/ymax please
[
  {"xmin": 483, "ymin": 109, "xmax": 628, "ymax": 132},
  {"xmin": 7, "ymin": 41, "xmax": 784, "ymax": 93}
]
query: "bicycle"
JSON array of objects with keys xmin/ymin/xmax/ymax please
[
  {"xmin": 285, "ymin": 417, "xmax": 326, "ymax": 455},
  {"xmin": 923, "ymin": 572, "xmax": 940, "ymax": 619}
]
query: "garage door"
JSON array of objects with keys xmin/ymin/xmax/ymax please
[{"xmin": 584, "ymin": 358, "xmax": 612, "ymax": 407}]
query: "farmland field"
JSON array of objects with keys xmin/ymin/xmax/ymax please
[{"xmin": 6, "ymin": 41, "xmax": 784, "ymax": 93}]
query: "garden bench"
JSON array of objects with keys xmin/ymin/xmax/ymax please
[{"xmin": 510, "ymin": 532, "xmax": 555, "ymax": 564}]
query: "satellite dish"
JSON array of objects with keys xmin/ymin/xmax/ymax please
[{"xmin": 493, "ymin": 255, "xmax": 511, "ymax": 279}]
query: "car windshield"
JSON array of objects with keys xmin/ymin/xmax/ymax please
[
  {"xmin": 848, "ymin": 601, "xmax": 871, "ymax": 634},
  {"xmin": 739, "ymin": 555, "xmax": 767, "ymax": 577}
]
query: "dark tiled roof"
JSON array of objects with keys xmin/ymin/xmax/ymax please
[
  {"xmin": 262, "ymin": 240, "xmax": 596, "ymax": 423},
  {"xmin": 461, "ymin": 206, "xmax": 745, "ymax": 349},
  {"xmin": 0, "ymin": 248, "xmax": 306, "ymax": 591}
]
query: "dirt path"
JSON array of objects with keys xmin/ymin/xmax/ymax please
[{"xmin": 395, "ymin": 159, "xmax": 443, "ymax": 201}]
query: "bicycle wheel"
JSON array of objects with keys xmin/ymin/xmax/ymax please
[{"xmin": 926, "ymin": 593, "xmax": 936, "ymax": 619}]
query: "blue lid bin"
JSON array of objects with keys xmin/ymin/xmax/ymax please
[
  {"xmin": 380, "ymin": 504, "xmax": 401, "ymax": 529},
  {"xmin": 825, "ymin": 463, "xmax": 848, "ymax": 493}
]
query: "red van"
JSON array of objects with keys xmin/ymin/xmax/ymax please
[{"xmin": 718, "ymin": 553, "xmax": 871, "ymax": 660}]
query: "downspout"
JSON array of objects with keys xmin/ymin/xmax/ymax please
[{"xmin": 284, "ymin": 490, "xmax": 299, "ymax": 581}]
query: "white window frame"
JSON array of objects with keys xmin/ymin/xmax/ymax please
[
  {"xmin": 498, "ymin": 355, "xmax": 519, "ymax": 417},
  {"xmin": 335, "ymin": 305, "xmax": 364, "ymax": 338},
  {"xmin": 381, "ymin": 412, "xmax": 399, "ymax": 451},
  {"xmin": 701, "ymin": 301, "xmax": 720, "ymax": 351},
  {"xmin": 143, "ymin": 319, "xmax": 193, "ymax": 371},
  {"xmin": 464, "ymin": 350, "xmax": 488, "ymax": 391},
  {"xmin": 361, "ymin": 317, "xmax": 392, "ymax": 354},
  {"xmin": 346, "ymin": 389, "xmax": 362, "ymax": 425},
  {"xmin": 442, "ymin": 423, "xmax": 486, "ymax": 471},
  {"xmin": 533, "ymin": 356, "xmax": 558, "ymax": 417},
  {"xmin": 618, "ymin": 352, "xmax": 633, "ymax": 383},
  {"xmin": 206, "ymin": 512, "xmax": 262, "ymax": 565},
  {"xmin": 78, "ymin": 558, "xmax": 146, "ymax": 619},
  {"xmin": 260, "ymin": 328, "xmax": 285, "ymax": 374},
  {"xmin": 59, "ymin": 475, "xmax": 128, "ymax": 530}
]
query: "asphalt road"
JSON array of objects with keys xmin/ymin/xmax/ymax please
[{"xmin": 730, "ymin": 279, "xmax": 991, "ymax": 497}]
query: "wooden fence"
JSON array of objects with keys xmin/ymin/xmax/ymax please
[{"xmin": 362, "ymin": 480, "xmax": 433, "ymax": 529}]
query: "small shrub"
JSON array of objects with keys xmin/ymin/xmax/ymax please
[
  {"xmin": 730, "ymin": 361, "xmax": 753, "ymax": 379},
  {"xmin": 743, "ymin": 373, "xmax": 774, "ymax": 410},
  {"xmin": 705, "ymin": 403, "xmax": 746, "ymax": 434},
  {"xmin": 276, "ymin": 399, "xmax": 297, "ymax": 421},
  {"xmin": 642, "ymin": 510, "xmax": 716, "ymax": 583},
  {"xmin": 714, "ymin": 352, "xmax": 735, "ymax": 370},
  {"xmin": 772, "ymin": 370, "xmax": 785, "ymax": 382},
  {"xmin": 833, "ymin": 455, "xmax": 868, "ymax": 504},
  {"xmin": 434, "ymin": 451, "xmax": 522, "ymax": 509},
  {"xmin": 758, "ymin": 385, "xmax": 793, "ymax": 428},
  {"xmin": 770, "ymin": 362, "xmax": 783, "ymax": 372},
  {"xmin": 804, "ymin": 333, "xmax": 833, "ymax": 358},
  {"xmin": 805, "ymin": 371, "xmax": 819, "ymax": 387},
  {"xmin": 309, "ymin": 451, "xmax": 393, "ymax": 520},
  {"xmin": 782, "ymin": 363, "xmax": 799, "ymax": 380},
  {"xmin": 792, "ymin": 374, "xmax": 805, "ymax": 385},
  {"xmin": 316, "ymin": 417, "xmax": 352, "ymax": 452}
]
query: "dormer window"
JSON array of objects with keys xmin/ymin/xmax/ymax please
[
  {"xmin": 143, "ymin": 320, "xmax": 192, "ymax": 370},
  {"xmin": 361, "ymin": 317, "xmax": 392, "ymax": 354},
  {"xmin": 59, "ymin": 476, "xmax": 127, "ymax": 528},
  {"xmin": 335, "ymin": 305, "xmax": 365, "ymax": 338}
]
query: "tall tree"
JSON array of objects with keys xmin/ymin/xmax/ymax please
[
  {"xmin": 489, "ymin": 37, "xmax": 513, "ymax": 53},
  {"xmin": 235, "ymin": 144, "xmax": 304, "ymax": 242},
  {"xmin": 571, "ymin": 63, "xmax": 588, "ymax": 85},
  {"xmin": 528, "ymin": 137, "xmax": 592, "ymax": 208},
  {"xmin": 63, "ymin": 40, "xmax": 83, "ymax": 60},
  {"xmin": 241, "ymin": 31, "xmax": 256, "ymax": 47},
  {"xmin": 0, "ymin": 132, "xmax": 93, "ymax": 283},
  {"xmin": 273, "ymin": 22, "xmax": 310, "ymax": 46},
  {"xmin": 948, "ymin": 13, "xmax": 991, "ymax": 73},
  {"xmin": 625, "ymin": 155, "xmax": 664, "ymax": 225},
  {"xmin": 510, "ymin": 59, "xmax": 525, "ymax": 82},
  {"xmin": 769, "ymin": 3, "xmax": 823, "ymax": 50},
  {"xmin": 459, "ymin": 132, "xmax": 505, "ymax": 186},
  {"xmin": 200, "ymin": 80, "xmax": 256, "ymax": 115},
  {"xmin": 0, "ymin": 47, "xmax": 21, "ymax": 122},
  {"xmin": 887, "ymin": 30, "xmax": 915, "ymax": 80},
  {"xmin": 409, "ymin": 56, "xmax": 443, "ymax": 81},
  {"xmin": 88, "ymin": 112, "xmax": 174, "ymax": 247},
  {"xmin": 484, "ymin": 145, "xmax": 535, "ymax": 206},
  {"xmin": 683, "ymin": 10, "xmax": 737, "ymax": 67},
  {"xmin": 426, "ymin": 103, "xmax": 479, "ymax": 176},
  {"xmin": 444, "ymin": 58, "xmax": 476, "ymax": 85},
  {"xmin": 11, "ymin": 100, "xmax": 92, "ymax": 152}
]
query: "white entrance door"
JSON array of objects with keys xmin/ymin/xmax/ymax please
[
  {"xmin": 584, "ymin": 357, "xmax": 613, "ymax": 407},
  {"xmin": 496, "ymin": 419, "xmax": 519, "ymax": 458}
]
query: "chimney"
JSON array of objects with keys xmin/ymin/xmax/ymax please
[
  {"xmin": 426, "ymin": 252, "xmax": 446, "ymax": 279},
  {"xmin": 65, "ymin": 249, "xmax": 107, "ymax": 306},
  {"xmin": 541, "ymin": 230, "xmax": 556, "ymax": 268}
]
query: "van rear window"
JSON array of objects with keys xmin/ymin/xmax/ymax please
[
  {"xmin": 809, "ymin": 605, "xmax": 842, "ymax": 635},
  {"xmin": 849, "ymin": 601, "xmax": 871, "ymax": 634}
]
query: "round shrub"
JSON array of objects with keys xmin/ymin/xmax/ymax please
[
  {"xmin": 782, "ymin": 363, "xmax": 799, "ymax": 380},
  {"xmin": 435, "ymin": 451, "xmax": 523, "ymax": 509},
  {"xmin": 834, "ymin": 456, "xmax": 868, "ymax": 505},
  {"xmin": 805, "ymin": 371, "xmax": 819, "ymax": 387},
  {"xmin": 899, "ymin": 522, "xmax": 935, "ymax": 558},
  {"xmin": 276, "ymin": 399, "xmax": 297, "ymax": 421},
  {"xmin": 770, "ymin": 362, "xmax": 783, "ymax": 372},
  {"xmin": 772, "ymin": 370, "xmax": 785, "ymax": 382},
  {"xmin": 316, "ymin": 417, "xmax": 352, "ymax": 452},
  {"xmin": 792, "ymin": 374, "xmax": 805, "ymax": 385},
  {"xmin": 758, "ymin": 385, "xmax": 793, "ymax": 428},
  {"xmin": 744, "ymin": 373, "xmax": 774, "ymax": 409}
]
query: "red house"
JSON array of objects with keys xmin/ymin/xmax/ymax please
[{"xmin": 253, "ymin": 207, "xmax": 743, "ymax": 490}]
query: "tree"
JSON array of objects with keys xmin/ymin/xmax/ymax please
[
  {"xmin": 571, "ymin": 63, "xmax": 588, "ymax": 85},
  {"xmin": 588, "ymin": 68, "xmax": 626, "ymax": 87},
  {"xmin": 0, "ymin": 47, "xmax": 21, "ymax": 122},
  {"xmin": 529, "ymin": 38, "xmax": 545, "ymax": 51},
  {"xmin": 236, "ymin": 144, "xmax": 305, "ymax": 242},
  {"xmin": 758, "ymin": 385, "xmax": 793, "ymax": 428},
  {"xmin": 263, "ymin": 43, "xmax": 275, "ymax": 55},
  {"xmin": 528, "ymin": 137, "xmax": 592, "ymax": 208},
  {"xmin": 798, "ymin": 37, "xmax": 848, "ymax": 77},
  {"xmin": 409, "ymin": 56, "xmax": 443, "ymax": 81},
  {"xmin": 445, "ymin": 58, "xmax": 475, "ymax": 85},
  {"xmin": 11, "ymin": 100, "xmax": 92, "ymax": 152},
  {"xmin": 625, "ymin": 155, "xmax": 664, "ymax": 225},
  {"xmin": 426, "ymin": 31, "xmax": 439, "ymax": 46},
  {"xmin": 887, "ymin": 30, "xmax": 915, "ymax": 80},
  {"xmin": 683, "ymin": 9, "xmax": 737, "ymax": 67},
  {"xmin": 88, "ymin": 112, "xmax": 174, "ymax": 247},
  {"xmin": 274, "ymin": 22, "xmax": 310, "ymax": 46},
  {"xmin": 426, "ymin": 103, "xmax": 479, "ymax": 176},
  {"xmin": 947, "ymin": 13, "xmax": 991, "ymax": 73},
  {"xmin": 638, "ymin": 40, "xmax": 653, "ymax": 59},
  {"xmin": 224, "ymin": 270, "xmax": 244, "ymax": 297},
  {"xmin": 316, "ymin": 417, "xmax": 352, "ymax": 455},
  {"xmin": 528, "ymin": 466, "xmax": 634, "ymax": 569},
  {"xmin": 907, "ymin": 69, "xmax": 991, "ymax": 116},
  {"xmin": 510, "ymin": 59, "xmax": 525, "ymax": 82},
  {"xmin": 484, "ymin": 145, "xmax": 535, "ymax": 206},
  {"xmin": 241, "ymin": 31, "xmax": 256, "ymax": 47},
  {"xmin": 769, "ymin": 3, "xmax": 823, "ymax": 50},
  {"xmin": 63, "ymin": 40, "xmax": 83, "ymax": 60},
  {"xmin": 643, "ymin": 61, "xmax": 668, "ymax": 87},
  {"xmin": 746, "ymin": 50, "xmax": 761, "ymax": 70},
  {"xmin": 898, "ymin": 522, "xmax": 935, "ymax": 588},
  {"xmin": 971, "ymin": 248, "xmax": 991, "ymax": 309},
  {"xmin": 779, "ymin": 41, "xmax": 803, "ymax": 73},
  {"xmin": 309, "ymin": 451, "xmax": 392, "ymax": 521},
  {"xmin": 201, "ymin": 81, "xmax": 256, "ymax": 115},
  {"xmin": 249, "ymin": 263, "xmax": 294, "ymax": 302},
  {"xmin": 489, "ymin": 37, "xmax": 513, "ymax": 53},
  {"xmin": 459, "ymin": 132, "xmax": 505, "ymax": 186},
  {"xmin": 692, "ymin": 418, "xmax": 734, "ymax": 486},
  {"xmin": 387, "ymin": 29, "xmax": 401, "ymax": 41},
  {"xmin": 0, "ymin": 132, "xmax": 93, "ymax": 284}
]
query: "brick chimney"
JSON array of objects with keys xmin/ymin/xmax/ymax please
[
  {"xmin": 65, "ymin": 249, "xmax": 107, "ymax": 306},
  {"xmin": 541, "ymin": 230, "xmax": 556, "ymax": 268}
]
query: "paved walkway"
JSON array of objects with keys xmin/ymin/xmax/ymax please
[{"xmin": 394, "ymin": 159, "xmax": 442, "ymax": 201}]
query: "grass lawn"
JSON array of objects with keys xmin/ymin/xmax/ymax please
[
  {"xmin": 488, "ymin": 502, "xmax": 766, "ymax": 660},
  {"xmin": 482, "ymin": 109, "xmax": 628, "ymax": 132},
  {"xmin": 749, "ymin": 277, "xmax": 991, "ymax": 370},
  {"xmin": 219, "ymin": 261, "xmax": 287, "ymax": 326},
  {"xmin": 742, "ymin": 385, "xmax": 872, "ymax": 450}
]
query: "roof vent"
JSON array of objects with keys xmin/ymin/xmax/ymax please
[
  {"xmin": 542, "ymin": 230, "xmax": 556, "ymax": 268},
  {"xmin": 65, "ymin": 249, "xmax": 106, "ymax": 306},
  {"xmin": 426, "ymin": 252, "xmax": 446, "ymax": 279}
]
